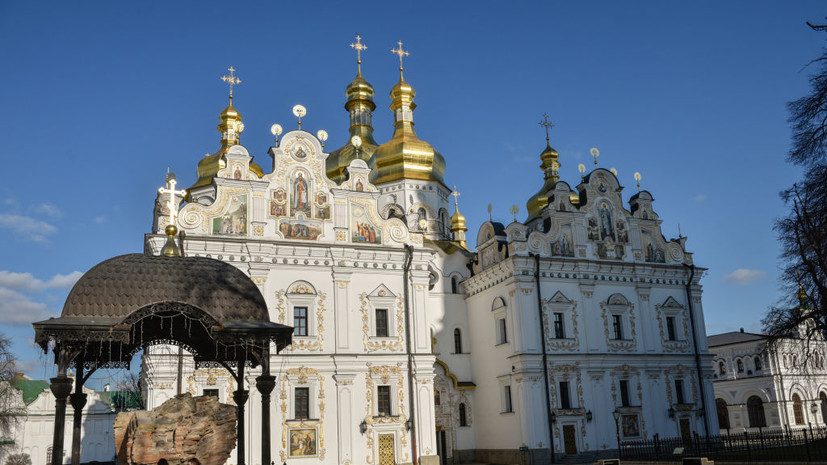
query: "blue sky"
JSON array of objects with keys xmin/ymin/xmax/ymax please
[{"xmin": 0, "ymin": 1, "xmax": 824, "ymax": 384}]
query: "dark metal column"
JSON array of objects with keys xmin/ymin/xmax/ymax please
[
  {"xmin": 234, "ymin": 357, "xmax": 249, "ymax": 465},
  {"xmin": 49, "ymin": 376, "xmax": 73, "ymax": 465},
  {"xmin": 256, "ymin": 348, "xmax": 275, "ymax": 465},
  {"xmin": 69, "ymin": 356, "xmax": 87, "ymax": 465}
]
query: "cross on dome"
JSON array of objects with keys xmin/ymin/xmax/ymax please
[
  {"xmin": 221, "ymin": 66, "xmax": 241, "ymax": 98},
  {"xmin": 391, "ymin": 40, "xmax": 410, "ymax": 74},
  {"xmin": 351, "ymin": 34, "xmax": 367, "ymax": 72},
  {"xmin": 452, "ymin": 185, "xmax": 461, "ymax": 208},
  {"xmin": 539, "ymin": 113, "xmax": 553, "ymax": 143},
  {"xmin": 158, "ymin": 172, "xmax": 186, "ymax": 226}
]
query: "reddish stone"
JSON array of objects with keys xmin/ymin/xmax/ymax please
[{"xmin": 114, "ymin": 394, "xmax": 236, "ymax": 465}]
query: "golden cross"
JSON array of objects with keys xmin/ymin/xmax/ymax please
[
  {"xmin": 351, "ymin": 34, "xmax": 367, "ymax": 72},
  {"xmin": 391, "ymin": 40, "xmax": 410, "ymax": 70},
  {"xmin": 539, "ymin": 113, "xmax": 553, "ymax": 143},
  {"xmin": 452, "ymin": 185, "xmax": 461, "ymax": 208},
  {"xmin": 220, "ymin": 66, "xmax": 241, "ymax": 97},
  {"xmin": 158, "ymin": 172, "xmax": 186, "ymax": 225}
]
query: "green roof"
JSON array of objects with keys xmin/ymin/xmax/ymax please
[
  {"xmin": 10, "ymin": 379, "xmax": 50, "ymax": 405},
  {"xmin": 97, "ymin": 390, "xmax": 143, "ymax": 411}
]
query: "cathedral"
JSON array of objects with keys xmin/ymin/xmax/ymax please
[{"xmin": 143, "ymin": 38, "xmax": 718, "ymax": 465}]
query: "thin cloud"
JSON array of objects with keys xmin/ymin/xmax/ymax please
[
  {"xmin": 694, "ymin": 194, "xmax": 707, "ymax": 202},
  {"xmin": 92, "ymin": 216, "xmax": 106, "ymax": 224},
  {"xmin": 0, "ymin": 288, "xmax": 55, "ymax": 325},
  {"xmin": 0, "ymin": 271, "xmax": 82, "ymax": 292},
  {"xmin": 33, "ymin": 203, "xmax": 62, "ymax": 217},
  {"xmin": 724, "ymin": 268, "xmax": 767, "ymax": 286},
  {"xmin": 0, "ymin": 213, "xmax": 58, "ymax": 242}
]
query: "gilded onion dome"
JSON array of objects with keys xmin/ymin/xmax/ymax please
[
  {"xmin": 326, "ymin": 69, "xmax": 379, "ymax": 184},
  {"xmin": 189, "ymin": 95, "xmax": 264, "ymax": 192},
  {"xmin": 526, "ymin": 141, "xmax": 561, "ymax": 220},
  {"xmin": 450, "ymin": 193, "xmax": 468, "ymax": 249},
  {"xmin": 369, "ymin": 68, "xmax": 446, "ymax": 186}
]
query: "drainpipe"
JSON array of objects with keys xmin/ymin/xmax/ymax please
[
  {"xmin": 683, "ymin": 263, "xmax": 710, "ymax": 437},
  {"xmin": 533, "ymin": 254, "xmax": 556, "ymax": 463},
  {"xmin": 404, "ymin": 244, "xmax": 419, "ymax": 465}
]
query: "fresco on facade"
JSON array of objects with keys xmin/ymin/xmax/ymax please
[
  {"xmin": 315, "ymin": 192, "xmax": 330, "ymax": 220},
  {"xmin": 622, "ymin": 414, "xmax": 640, "ymax": 438},
  {"xmin": 291, "ymin": 171, "xmax": 311, "ymax": 216},
  {"xmin": 351, "ymin": 205, "xmax": 382, "ymax": 244},
  {"xmin": 279, "ymin": 218, "xmax": 322, "ymax": 240},
  {"xmin": 552, "ymin": 225, "xmax": 574, "ymax": 257},
  {"xmin": 643, "ymin": 231, "xmax": 665, "ymax": 263},
  {"xmin": 289, "ymin": 428, "xmax": 317, "ymax": 457},
  {"xmin": 211, "ymin": 194, "xmax": 247, "ymax": 235},
  {"xmin": 269, "ymin": 201, "xmax": 286, "ymax": 217}
]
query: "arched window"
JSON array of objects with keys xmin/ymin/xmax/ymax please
[
  {"xmin": 716, "ymin": 398, "xmax": 730, "ymax": 429},
  {"xmin": 737, "ymin": 359, "xmax": 744, "ymax": 373},
  {"xmin": 793, "ymin": 393, "xmax": 804, "ymax": 425},
  {"xmin": 451, "ymin": 276, "xmax": 459, "ymax": 294},
  {"xmin": 459, "ymin": 403, "xmax": 468, "ymax": 426},
  {"xmin": 718, "ymin": 361, "xmax": 726, "ymax": 375},
  {"xmin": 820, "ymin": 392, "xmax": 827, "ymax": 423},
  {"xmin": 454, "ymin": 328, "xmax": 463, "ymax": 354},
  {"xmin": 754, "ymin": 356, "xmax": 762, "ymax": 371},
  {"xmin": 417, "ymin": 208, "xmax": 427, "ymax": 229},
  {"xmin": 747, "ymin": 396, "xmax": 766, "ymax": 428},
  {"xmin": 434, "ymin": 389, "xmax": 441, "ymax": 406}
]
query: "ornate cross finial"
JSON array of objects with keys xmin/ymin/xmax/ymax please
[
  {"xmin": 539, "ymin": 113, "xmax": 553, "ymax": 143},
  {"xmin": 220, "ymin": 66, "xmax": 241, "ymax": 98},
  {"xmin": 391, "ymin": 40, "xmax": 410, "ymax": 75},
  {"xmin": 159, "ymin": 172, "xmax": 186, "ymax": 226},
  {"xmin": 351, "ymin": 34, "xmax": 367, "ymax": 73},
  {"xmin": 452, "ymin": 185, "xmax": 461, "ymax": 208}
]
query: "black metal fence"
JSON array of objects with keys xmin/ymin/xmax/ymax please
[{"xmin": 620, "ymin": 426, "xmax": 827, "ymax": 462}]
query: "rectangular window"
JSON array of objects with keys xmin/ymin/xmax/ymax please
[
  {"xmin": 377, "ymin": 385, "xmax": 392, "ymax": 416},
  {"xmin": 294, "ymin": 306, "xmax": 308, "ymax": 337},
  {"xmin": 553, "ymin": 313, "xmax": 565, "ymax": 339},
  {"xmin": 612, "ymin": 314, "xmax": 623, "ymax": 340},
  {"xmin": 666, "ymin": 316, "xmax": 676, "ymax": 341},
  {"xmin": 504, "ymin": 385, "xmax": 513, "ymax": 412},
  {"xmin": 499, "ymin": 318, "xmax": 508, "ymax": 344},
  {"xmin": 294, "ymin": 387, "xmax": 310, "ymax": 419},
  {"xmin": 202, "ymin": 389, "xmax": 219, "ymax": 397},
  {"xmin": 619, "ymin": 380, "xmax": 630, "ymax": 407},
  {"xmin": 559, "ymin": 381, "xmax": 571, "ymax": 409},
  {"xmin": 675, "ymin": 379, "xmax": 685, "ymax": 404},
  {"xmin": 375, "ymin": 309, "xmax": 389, "ymax": 337}
]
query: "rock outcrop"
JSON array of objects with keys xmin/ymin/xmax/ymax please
[{"xmin": 114, "ymin": 394, "xmax": 236, "ymax": 465}]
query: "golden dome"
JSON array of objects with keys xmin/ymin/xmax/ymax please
[
  {"xmin": 370, "ymin": 73, "xmax": 446, "ymax": 186},
  {"xmin": 189, "ymin": 96, "xmax": 263, "ymax": 193},
  {"xmin": 450, "ymin": 188, "xmax": 468, "ymax": 249},
  {"xmin": 526, "ymin": 142, "xmax": 561, "ymax": 221},
  {"xmin": 327, "ymin": 70, "xmax": 379, "ymax": 184}
]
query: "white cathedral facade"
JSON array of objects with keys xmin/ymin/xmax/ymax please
[{"xmin": 142, "ymin": 50, "xmax": 717, "ymax": 465}]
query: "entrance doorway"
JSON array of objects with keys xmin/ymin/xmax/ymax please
[
  {"xmin": 679, "ymin": 419, "xmax": 692, "ymax": 445},
  {"xmin": 562, "ymin": 425, "xmax": 577, "ymax": 455},
  {"xmin": 437, "ymin": 430, "xmax": 447, "ymax": 465},
  {"xmin": 379, "ymin": 434, "xmax": 395, "ymax": 465}
]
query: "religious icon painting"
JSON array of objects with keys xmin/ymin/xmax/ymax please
[
  {"xmin": 278, "ymin": 219, "xmax": 322, "ymax": 240},
  {"xmin": 233, "ymin": 166, "xmax": 242, "ymax": 180},
  {"xmin": 289, "ymin": 428, "xmax": 318, "ymax": 458},
  {"xmin": 273, "ymin": 188, "xmax": 287, "ymax": 203},
  {"xmin": 269, "ymin": 201, "xmax": 286, "ymax": 218},
  {"xmin": 621, "ymin": 414, "xmax": 641, "ymax": 438},
  {"xmin": 291, "ymin": 171, "xmax": 312, "ymax": 216},
  {"xmin": 211, "ymin": 195, "xmax": 247, "ymax": 236},
  {"xmin": 350, "ymin": 205, "xmax": 381, "ymax": 244},
  {"xmin": 552, "ymin": 224, "xmax": 574, "ymax": 257},
  {"xmin": 315, "ymin": 205, "xmax": 330, "ymax": 221}
]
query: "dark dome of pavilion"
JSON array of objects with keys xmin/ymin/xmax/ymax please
[{"xmin": 62, "ymin": 253, "xmax": 269, "ymax": 323}]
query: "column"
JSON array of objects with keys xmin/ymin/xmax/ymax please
[
  {"xmin": 257, "ymin": 348, "xmax": 276, "ymax": 465},
  {"xmin": 49, "ymin": 375, "xmax": 73, "ymax": 465},
  {"xmin": 69, "ymin": 358, "xmax": 87, "ymax": 465},
  {"xmin": 234, "ymin": 357, "xmax": 249, "ymax": 465}
]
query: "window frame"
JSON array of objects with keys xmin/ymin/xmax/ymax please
[
  {"xmin": 553, "ymin": 312, "xmax": 566, "ymax": 339},
  {"xmin": 294, "ymin": 386, "xmax": 310, "ymax": 420},
  {"xmin": 612, "ymin": 314, "xmax": 624, "ymax": 340},
  {"xmin": 293, "ymin": 306, "xmax": 309, "ymax": 337},
  {"xmin": 454, "ymin": 328, "xmax": 463, "ymax": 354},
  {"xmin": 619, "ymin": 379, "xmax": 631, "ymax": 407},
  {"xmin": 375, "ymin": 308, "xmax": 390, "ymax": 337},
  {"xmin": 503, "ymin": 385, "xmax": 513, "ymax": 413},
  {"xmin": 674, "ymin": 379, "xmax": 685, "ymax": 404},
  {"xmin": 377, "ymin": 385, "xmax": 393, "ymax": 417},
  {"xmin": 559, "ymin": 381, "xmax": 571, "ymax": 409}
]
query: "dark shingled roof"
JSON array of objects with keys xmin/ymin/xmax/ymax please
[
  {"xmin": 61, "ymin": 253, "xmax": 268, "ymax": 323},
  {"xmin": 707, "ymin": 331, "xmax": 766, "ymax": 347}
]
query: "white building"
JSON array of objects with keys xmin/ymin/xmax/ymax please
[
  {"xmin": 709, "ymin": 296, "xmax": 827, "ymax": 433},
  {"xmin": 132, "ymin": 45, "xmax": 719, "ymax": 465},
  {"xmin": 2, "ymin": 376, "xmax": 131, "ymax": 465}
]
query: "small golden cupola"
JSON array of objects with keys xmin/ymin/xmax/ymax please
[
  {"xmin": 526, "ymin": 114, "xmax": 561, "ymax": 221},
  {"xmin": 370, "ymin": 41, "xmax": 446, "ymax": 186},
  {"xmin": 189, "ymin": 67, "xmax": 264, "ymax": 193},
  {"xmin": 327, "ymin": 35, "xmax": 380, "ymax": 184},
  {"xmin": 450, "ymin": 186, "xmax": 468, "ymax": 249}
]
